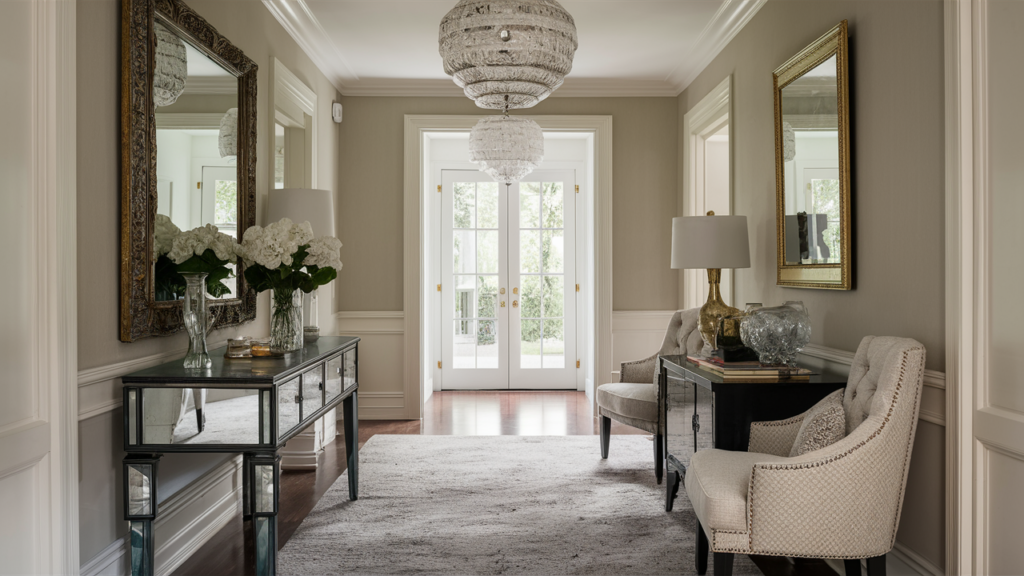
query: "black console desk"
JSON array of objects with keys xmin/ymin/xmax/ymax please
[
  {"xmin": 121, "ymin": 336, "xmax": 360, "ymax": 576},
  {"xmin": 659, "ymin": 354, "xmax": 846, "ymax": 512}
]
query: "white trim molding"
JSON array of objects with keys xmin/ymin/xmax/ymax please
[
  {"xmin": 335, "ymin": 312, "xmax": 409, "ymax": 419},
  {"xmin": 680, "ymin": 76, "xmax": 732, "ymax": 310},
  {"xmin": 943, "ymin": 0, "xmax": 974, "ymax": 573},
  {"xmin": 405, "ymin": 115, "xmax": 613, "ymax": 415},
  {"xmin": 263, "ymin": 0, "xmax": 763, "ymax": 97}
]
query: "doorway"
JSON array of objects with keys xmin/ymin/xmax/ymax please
[{"xmin": 440, "ymin": 169, "xmax": 578, "ymax": 390}]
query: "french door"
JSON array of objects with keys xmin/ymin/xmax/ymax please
[{"xmin": 441, "ymin": 169, "xmax": 577, "ymax": 389}]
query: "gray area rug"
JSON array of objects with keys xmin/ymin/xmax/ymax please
[{"xmin": 279, "ymin": 435, "xmax": 761, "ymax": 575}]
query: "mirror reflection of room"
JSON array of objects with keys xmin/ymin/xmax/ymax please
[
  {"xmin": 153, "ymin": 22, "xmax": 239, "ymax": 300},
  {"xmin": 781, "ymin": 54, "xmax": 841, "ymax": 266}
]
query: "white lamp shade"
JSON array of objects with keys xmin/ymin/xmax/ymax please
[
  {"xmin": 267, "ymin": 188, "xmax": 335, "ymax": 237},
  {"xmin": 671, "ymin": 215, "xmax": 751, "ymax": 270}
]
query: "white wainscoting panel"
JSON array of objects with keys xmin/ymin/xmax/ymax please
[
  {"xmin": 609, "ymin": 311, "xmax": 675, "ymax": 383},
  {"xmin": 80, "ymin": 456, "xmax": 242, "ymax": 576},
  {"xmin": 335, "ymin": 312, "xmax": 412, "ymax": 419}
]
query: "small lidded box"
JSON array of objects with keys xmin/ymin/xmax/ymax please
[
  {"xmin": 250, "ymin": 337, "xmax": 273, "ymax": 357},
  {"xmin": 225, "ymin": 337, "xmax": 252, "ymax": 359}
]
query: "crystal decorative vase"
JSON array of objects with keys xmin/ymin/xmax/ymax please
[
  {"xmin": 739, "ymin": 301, "xmax": 811, "ymax": 367},
  {"xmin": 270, "ymin": 287, "xmax": 303, "ymax": 355},
  {"xmin": 182, "ymin": 273, "xmax": 212, "ymax": 369}
]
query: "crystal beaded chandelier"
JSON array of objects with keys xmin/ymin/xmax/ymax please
[
  {"xmin": 439, "ymin": 0, "xmax": 578, "ymax": 110},
  {"xmin": 469, "ymin": 115, "xmax": 544, "ymax": 185}
]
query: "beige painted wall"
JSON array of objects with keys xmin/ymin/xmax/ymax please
[
  {"xmin": 678, "ymin": 0, "xmax": 946, "ymax": 569},
  {"xmin": 335, "ymin": 96, "xmax": 680, "ymax": 313},
  {"xmin": 678, "ymin": 0, "xmax": 945, "ymax": 372},
  {"xmin": 76, "ymin": 0, "xmax": 341, "ymax": 564}
]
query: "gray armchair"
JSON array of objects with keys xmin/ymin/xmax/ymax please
[
  {"xmin": 597, "ymin": 308, "xmax": 704, "ymax": 483},
  {"xmin": 685, "ymin": 336, "xmax": 926, "ymax": 576}
]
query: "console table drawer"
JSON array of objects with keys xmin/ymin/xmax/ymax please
[{"xmin": 300, "ymin": 365, "xmax": 324, "ymax": 420}]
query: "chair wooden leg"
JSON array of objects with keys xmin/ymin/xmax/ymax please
[
  {"xmin": 713, "ymin": 552, "xmax": 734, "ymax": 576},
  {"xmin": 695, "ymin": 519, "xmax": 709, "ymax": 576},
  {"xmin": 844, "ymin": 559, "xmax": 862, "ymax": 576},
  {"xmin": 866, "ymin": 555, "xmax": 886, "ymax": 576},
  {"xmin": 654, "ymin": 433, "xmax": 664, "ymax": 484},
  {"xmin": 599, "ymin": 416, "xmax": 611, "ymax": 459}
]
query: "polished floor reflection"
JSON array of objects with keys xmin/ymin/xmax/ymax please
[{"xmin": 173, "ymin": 391, "xmax": 835, "ymax": 576}]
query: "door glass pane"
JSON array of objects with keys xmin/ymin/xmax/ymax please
[
  {"xmin": 454, "ymin": 275, "xmax": 475, "ymax": 322},
  {"xmin": 542, "ymin": 275, "xmax": 564, "ymax": 318},
  {"xmin": 478, "ymin": 230, "xmax": 499, "ymax": 274},
  {"xmin": 454, "ymin": 230, "xmax": 476, "ymax": 274},
  {"xmin": 521, "ymin": 319, "xmax": 541, "ymax": 369},
  {"xmin": 478, "ymin": 182, "xmax": 499, "ymax": 229},
  {"xmin": 477, "ymin": 275, "xmax": 498, "ymax": 318},
  {"xmin": 542, "ymin": 182, "xmax": 563, "ymax": 228},
  {"xmin": 477, "ymin": 320, "xmax": 498, "ymax": 368},
  {"xmin": 520, "ymin": 275, "xmax": 541, "ymax": 318},
  {"xmin": 520, "ymin": 230, "xmax": 541, "ymax": 274},
  {"xmin": 543, "ymin": 319, "xmax": 565, "ymax": 368},
  {"xmin": 454, "ymin": 319, "xmax": 476, "ymax": 368},
  {"xmin": 454, "ymin": 182, "xmax": 475, "ymax": 228},
  {"xmin": 542, "ymin": 230, "xmax": 564, "ymax": 273},
  {"xmin": 520, "ymin": 182, "xmax": 541, "ymax": 228}
]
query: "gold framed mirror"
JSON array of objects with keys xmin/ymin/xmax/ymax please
[
  {"xmin": 773, "ymin": 20, "xmax": 852, "ymax": 290},
  {"xmin": 120, "ymin": 0, "xmax": 257, "ymax": 341}
]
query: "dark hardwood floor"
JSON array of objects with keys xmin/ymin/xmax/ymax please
[{"xmin": 171, "ymin": 391, "xmax": 838, "ymax": 576}]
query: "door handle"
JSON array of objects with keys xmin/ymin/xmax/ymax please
[
  {"xmin": 500, "ymin": 288, "xmax": 506, "ymax": 295},
  {"xmin": 501, "ymin": 301, "xmax": 506, "ymax": 308},
  {"xmin": 513, "ymin": 300, "xmax": 518, "ymax": 308},
  {"xmin": 513, "ymin": 287, "xmax": 518, "ymax": 295}
]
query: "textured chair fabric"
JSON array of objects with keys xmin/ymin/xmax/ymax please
[
  {"xmin": 597, "ymin": 308, "xmax": 703, "ymax": 430},
  {"xmin": 685, "ymin": 335, "xmax": 926, "ymax": 562},
  {"xmin": 596, "ymin": 383, "xmax": 659, "ymax": 433}
]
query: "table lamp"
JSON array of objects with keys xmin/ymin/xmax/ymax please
[
  {"xmin": 267, "ymin": 188, "xmax": 335, "ymax": 340},
  {"xmin": 671, "ymin": 212, "xmax": 751, "ymax": 351}
]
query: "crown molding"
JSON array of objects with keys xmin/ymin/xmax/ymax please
[
  {"xmin": 263, "ymin": 0, "xmax": 765, "ymax": 98},
  {"xmin": 665, "ymin": 0, "xmax": 767, "ymax": 94},
  {"xmin": 261, "ymin": 0, "xmax": 357, "ymax": 93}
]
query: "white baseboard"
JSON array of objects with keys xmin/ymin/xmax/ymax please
[{"xmin": 80, "ymin": 456, "xmax": 243, "ymax": 576}]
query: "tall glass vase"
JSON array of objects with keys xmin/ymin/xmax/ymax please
[
  {"xmin": 270, "ymin": 287, "xmax": 303, "ymax": 355},
  {"xmin": 182, "ymin": 273, "xmax": 212, "ymax": 369}
]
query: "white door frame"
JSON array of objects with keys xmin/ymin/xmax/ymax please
[
  {"xmin": 0, "ymin": 0, "xmax": 78, "ymax": 571},
  {"xmin": 680, "ymin": 76, "xmax": 732, "ymax": 310},
  {"xmin": 405, "ymin": 115, "xmax": 612, "ymax": 415}
]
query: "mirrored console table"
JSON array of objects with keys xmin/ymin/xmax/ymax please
[{"xmin": 121, "ymin": 336, "xmax": 360, "ymax": 576}]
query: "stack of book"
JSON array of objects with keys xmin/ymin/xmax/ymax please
[{"xmin": 686, "ymin": 356, "xmax": 814, "ymax": 382}]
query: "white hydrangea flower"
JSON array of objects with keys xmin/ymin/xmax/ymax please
[
  {"xmin": 167, "ymin": 223, "xmax": 238, "ymax": 265},
  {"xmin": 237, "ymin": 218, "xmax": 313, "ymax": 269},
  {"xmin": 303, "ymin": 236, "xmax": 343, "ymax": 271},
  {"xmin": 154, "ymin": 214, "xmax": 181, "ymax": 259}
]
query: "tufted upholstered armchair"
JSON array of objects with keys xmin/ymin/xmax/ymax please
[
  {"xmin": 597, "ymin": 308, "xmax": 704, "ymax": 483},
  {"xmin": 684, "ymin": 336, "xmax": 926, "ymax": 576}
]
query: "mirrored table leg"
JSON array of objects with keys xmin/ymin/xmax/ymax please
[
  {"xmin": 123, "ymin": 454, "xmax": 161, "ymax": 576},
  {"xmin": 343, "ymin": 391, "xmax": 359, "ymax": 500},
  {"xmin": 244, "ymin": 452, "xmax": 280, "ymax": 576}
]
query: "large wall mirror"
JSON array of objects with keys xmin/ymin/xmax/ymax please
[
  {"xmin": 773, "ymin": 20, "xmax": 852, "ymax": 290},
  {"xmin": 121, "ymin": 0, "xmax": 257, "ymax": 341}
]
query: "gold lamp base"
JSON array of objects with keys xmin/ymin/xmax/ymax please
[{"xmin": 698, "ymin": 268, "xmax": 739, "ymax": 351}]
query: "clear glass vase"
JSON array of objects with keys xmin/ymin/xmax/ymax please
[
  {"xmin": 739, "ymin": 301, "xmax": 811, "ymax": 367},
  {"xmin": 271, "ymin": 287, "xmax": 303, "ymax": 355},
  {"xmin": 182, "ymin": 273, "xmax": 212, "ymax": 369}
]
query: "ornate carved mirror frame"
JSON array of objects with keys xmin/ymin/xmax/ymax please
[
  {"xmin": 120, "ymin": 0, "xmax": 257, "ymax": 342},
  {"xmin": 773, "ymin": 20, "xmax": 853, "ymax": 290}
]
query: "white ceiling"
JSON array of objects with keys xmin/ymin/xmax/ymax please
[{"xmin": 262, "ymin": 0, "xmax": 766, "ymax": 97}]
